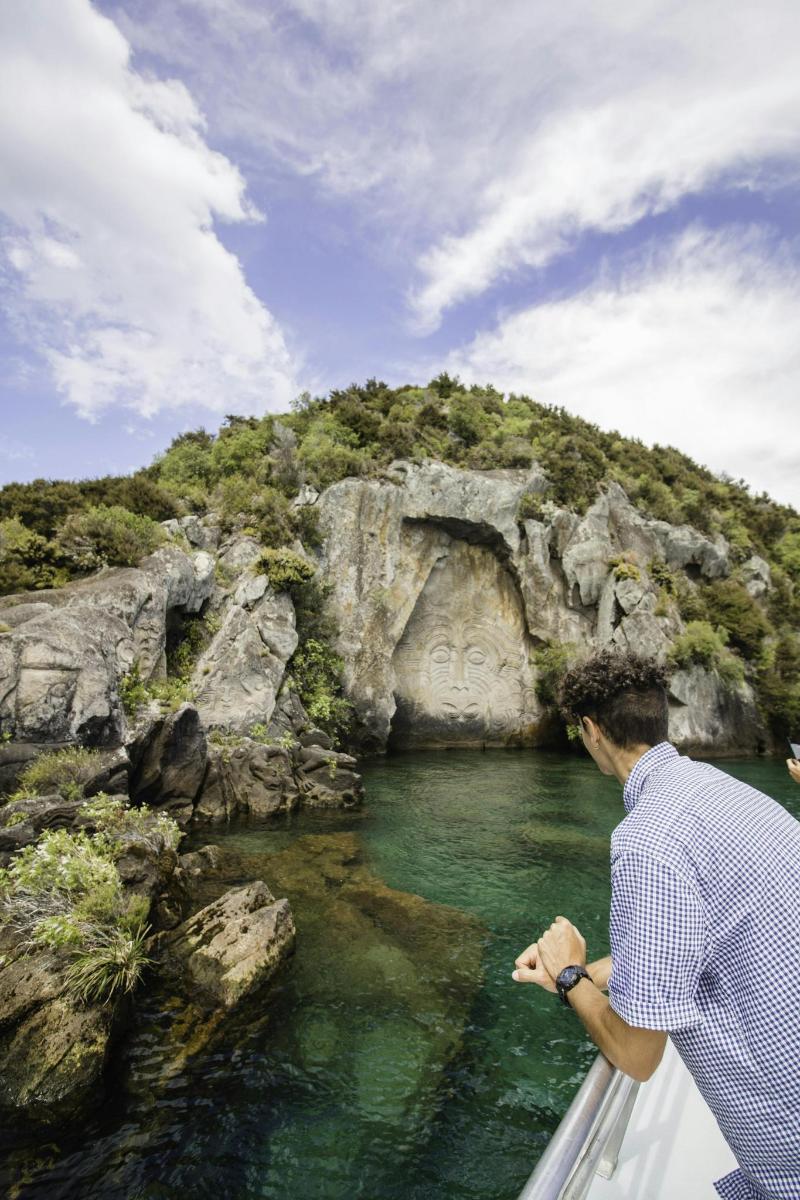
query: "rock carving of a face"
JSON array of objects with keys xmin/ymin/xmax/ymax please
[
  {"xmin": 422, "ymin": 617, "xmax": 522, "ymax": 724},
  {"xmin": 391, "ymin": 542, "xmax": 535, "ymax": 745}
]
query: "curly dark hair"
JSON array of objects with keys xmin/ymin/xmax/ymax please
[{"xmin": 559, "ymin": 649, "xmax": 669, "ymax": 749}]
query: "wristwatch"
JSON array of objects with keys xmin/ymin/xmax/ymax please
[{"xmin": 556, "ymin": 964, "xmax": 593, "ymax": 1007}]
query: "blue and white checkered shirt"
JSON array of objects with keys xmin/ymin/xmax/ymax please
[{"xmin": 608, "ymin": 742, "xmax": 800, "ymax": 1200}]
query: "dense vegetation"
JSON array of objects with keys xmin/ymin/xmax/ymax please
[
  {"xmin": 0, "ymin": 748, "xmax": 180, "ymax": 1003},
  {"xmin": 2, "ymin": 377, "xmax": 799, "ymax": 739}
]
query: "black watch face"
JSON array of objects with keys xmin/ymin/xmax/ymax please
[{"xmin": 559, "ymin": 966, "xmax": 583, "ymax": 989}]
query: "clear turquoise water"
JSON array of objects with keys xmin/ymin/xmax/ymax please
[{"xmin": 2, "ymin": 750, "xmax": 798, "ymax": 1200}]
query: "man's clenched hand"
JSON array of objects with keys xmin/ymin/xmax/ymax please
[
  {"xmin": 513, "ymin": 917, "xmax": 587, "ymax": 990},
  {"xmin": 538, "ymin": 916, "xmax": 586, "ymax": 978},
  {"xmin": 512, "ymin": 940, "xmax": 557, "ymax": 991}
]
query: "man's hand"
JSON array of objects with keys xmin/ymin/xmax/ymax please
[
  {"xmin": 512, "ymin": 916, "xmax": 586, "ymax": 991},
  {"xmin": 512, "ymin": 940, "xmax": 557, "ymax": 991},
  {"xmin": 537, "ymin": 916, "xmax": 587, "ymax": 980},
  {"xmin": 787, "ymin": 758, "xmax": 800, "ymax": 785}
]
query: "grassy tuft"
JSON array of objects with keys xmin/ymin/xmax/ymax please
[{"xmin": 64, "ymin": 924, "xmax": 152, "ymax": 1004}]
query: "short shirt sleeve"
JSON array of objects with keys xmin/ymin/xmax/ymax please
[{"xmin": 608, "ymin": 851, "xmax": 707, "ymax": 1031}]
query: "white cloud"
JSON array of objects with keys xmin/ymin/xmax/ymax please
[
  {"xmin": 436, "ymin": 226, "xmax": 800, "ymax": 506},
  {"xmin": 0, "ymin": 0, "xmax": 299, "ymax": 420},
  {"xmin": 114, "ymin": 0, "xmax": 800, "ymax": 328}
]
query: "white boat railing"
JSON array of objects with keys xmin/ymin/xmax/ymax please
[{"xmin": 515, "ymin": 1055, "xmax": 640, "ymax": 1200}]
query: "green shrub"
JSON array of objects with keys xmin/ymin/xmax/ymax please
[
  {"xmin": 703, "ymin": 579, "xmax": 770, "ymax": 660},
  {"xmin": 119, "ymin": 661, "xmax": 150, "ymax": 718},
  {"xmin": 56, "ymin": 505, "xmax": 166, "ymax": 570},
  {"xmin": 287, "ymin": 637, "xmax": 353, "ymax": 742},
  {"xmin": 257, "ymin": 547, "xmax": 316, "ymax": 593},
  {"xmin": 79, "ymin": 792, "xmax": 181, "ymax": 851},
  {"xmin": 209, "ymin": 415, "xmax": 274, "ymax": 478},
  {"xmin": 608, "ymin": 553, "xmax": 641, "ymax": 582},
  {"xmin": 447, "ymin": 394, "xmax": 493, "ymax": 446},
  {"xmin": 533, "ymin": 642, "xmax": 578, "ymax": 707},
  {"xmin": 146, "ymin": 676, "xmax": 196, "ymax": 713},
  {"xmin": 648, "ymin": 559, "xmax": 677, "ymax": 593},
  {"xmin": 668, "ymin": 621, "xmax": 745, "ymax": 684},
  {"xmin": 0, "ymin": 827, "xmax": 141, "ymax": 951},
  {"xmin": 0, "ymin": 517, "xmax": 68, "ymax": 594},
  {"xmin": 774, "ymin": 530, "xmax": 800, "ymax": 581},
  {"xmin": 13, "ymin": 746, "xmax": 100, "ymax": 800},
  {"xmin": 757, "ymin": 631, "xmax": 800, "ymax": 737},
  {"xmin": 518, "ymin": 492, "xmax": 547, "ymax": 522}
]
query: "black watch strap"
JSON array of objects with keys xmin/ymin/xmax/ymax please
[{"xmin": 556, "ymin": 965, "xmax": 593, "ymax": 1007}]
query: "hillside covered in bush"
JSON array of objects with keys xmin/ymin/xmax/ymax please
[{"xmin": 2, "ymin": 376, "xmax": 800, "ymax": 739}]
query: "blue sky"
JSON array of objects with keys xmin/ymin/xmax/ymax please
[{"xmin": 1, "ymin": 0, "xmax": 799, "ymax": 504}]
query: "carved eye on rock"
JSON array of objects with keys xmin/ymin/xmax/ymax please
[
  {"xmin": 431, "ymin": 646, "xmax": 451, "ymax": 664},
  {"xmin": 467, "ymin": 647, "xmax": 487, "ymax": 665}
]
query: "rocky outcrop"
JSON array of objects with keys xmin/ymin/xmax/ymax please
[
  {"xmin": 193, "ymin": 734, "xmax": 364, "ymax": 823},
  {"xmin": 0, "ymin": 544, "xmax": 214, "ymax": 747},
  {"xmin": 158, "ymin": 881, "xmax": 295, "ymax": 1009},
  {"xmin": 315, "ymin": 463, "xmax": 761, "ymax": 753},
  {"xmin": 128, "ymin": 703, "xmax": 208, "ymax": 824},
  {"xmin": 190, "ymin": 580, "xmax": 298, "ymax": 732},
  {"xmin": 668, "ymin": 667, "xmax": 765, "ymax": 756},
  {"xmin": 195, "ymin": 739, "xmax": 299, "ymax": 822},
  {"xmin": 0, "ymin": 949, "xmax": 117, "ymax": 1122}
]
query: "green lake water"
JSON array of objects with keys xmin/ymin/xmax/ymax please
[{"xmin": 2, "ymin": 750, "xmax": 798, "ymax": 1200}]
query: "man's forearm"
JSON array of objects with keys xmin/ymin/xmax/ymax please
[
  {"xmin": 566, "ymin": 978, "xmax": 666, "ymax": 1082},
  {"xmin": 586, "ymin": 955, "xmax": 612, "ymax": 990}
]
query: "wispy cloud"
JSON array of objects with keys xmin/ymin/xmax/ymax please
[
  {"xmin": 115, "ymin": 0, "xmax": 800, "ymax": 330},
  {"xmin": 0, "ymin": 0, "xmax": 299, "ymax": 421},
  {"xmin": 0, "ymin": 438, "xmax": 36, "ymax": 465},
  {"xmin": 436, "ymin": 226, "xmax": 800, "ymax": 506}
]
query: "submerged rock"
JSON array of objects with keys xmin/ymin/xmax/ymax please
[{"xmin": 262, "ymin": 832, "xmax": 486, "ymax": 1134}]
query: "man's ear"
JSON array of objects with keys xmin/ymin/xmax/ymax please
[{"xmin": 582, "ymin": 715, "xmax": 601, "ymax": 746}]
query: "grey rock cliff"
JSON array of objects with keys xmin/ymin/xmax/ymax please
[
  {"xmin": 315, "ymin": 462, "xmax": 763, "ymax": 754},
  {"xmin": 0, "ymin": 544, "xmax": 214, "ymax": 747}
]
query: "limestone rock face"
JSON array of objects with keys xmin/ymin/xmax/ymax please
[
  {"xmin": 317, "ymin": 462, "xmax": 550, "ymax": 749},
  {"xmin": 314, "ymin": 463, "xmax": 738, "ymax": 744},
  {"xmin": 0, "ymin": 544, "xmax": 214, "ymax": 748},
  {"xmin": 129, "ymin": 703, "xmax": 207, "ymax": 824},
  {"xmin": 191, "ymin": 577, "xmax": 298, "ymax": 733},
  {"xmin": 316, "ymin": 463, "xmax": 741, "ymax": 752},
  {"xmin": 668, "ymin": 667, "xmax": 764, "ymax": 755},
  {"xmin": 159, "ymin": 881, "xmax": 295, "ymax": 1009},
  {"xmin": 741, "ymin": 555, "xmax": 772, "ymax": 600}
]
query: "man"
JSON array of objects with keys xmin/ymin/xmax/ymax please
[{"xmin": 513, "ymin": 650, "xmax": 800, "ymax": 1200}]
